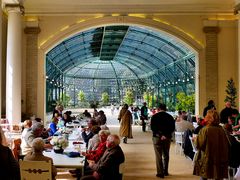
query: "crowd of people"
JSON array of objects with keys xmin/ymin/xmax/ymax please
[
  {"xmin": 172, "ymin": 100, "xmax": 240, "ymax": 180},
  {"xmin": 1, "ymin": 100, "xmax": 240, "ymax": 180}
]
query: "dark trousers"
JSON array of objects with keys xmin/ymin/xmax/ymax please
[
  {"xmin": 142, "ymin": 119, "xmax": 146, "ymax": 132},
  {"xmin": 152, "ymin": 137, "xmax": 171, "ymax": 175}
]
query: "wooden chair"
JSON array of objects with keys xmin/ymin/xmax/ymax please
[
  {"xmin": 19, "ymin": 159, "xmax": 52, "ymax": 180},
  {"xmin": 174, "ymin": 131, "xmax": 184, "ymax": 155},
  {"xmin": 12, "ymin": 138, "xmax": 21, "ymax": 160}
]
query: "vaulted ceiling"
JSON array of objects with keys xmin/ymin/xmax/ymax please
[{"xmin": 46, "ymin": 25, "xmax": 195, "ymax": 88}]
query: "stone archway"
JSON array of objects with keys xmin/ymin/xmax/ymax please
[{"xmin": 38, "ymin": 16, "xmax": 205, "ymax": 120}]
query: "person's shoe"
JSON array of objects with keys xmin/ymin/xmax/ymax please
[
  {"xmin": 156, "ymin": 174, "xmax": 164, "ymax": 178},
  {"xmin": 164, "ymin": 172, "xmax": 169, "ymax": 176},
  {"xmin": 123, "ymin": 137, "xmax": 127, "ymax": 144}
]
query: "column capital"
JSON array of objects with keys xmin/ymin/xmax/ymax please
[
  {"xmin": 203, "ymin": 26, "xmax": 220, "ymax": 34},
  {"xmin": 4, "ymin": 3, "xmax": 24, "ymax": 15},
  {"xmin": 24, "ymin": 27, "xmax": 41, "ymax": 34},
  {"xmin": 234, "ymin": 3, "xmax": 240, "ymax": 14}
]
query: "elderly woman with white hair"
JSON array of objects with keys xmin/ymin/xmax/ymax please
[
  {"xmin": 24, "ymin": 138, "xmax": 57, "ymax": 179},
  {"xmin": 83, "ymin": 130, "xmax": 111, "ymax": 163}
]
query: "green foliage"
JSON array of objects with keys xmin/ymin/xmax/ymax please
[
  {"xmin": 175, "ymin": 92, "xmax": 195, "ymax": 113},
  {"xmin": 78, "ymin": 90, "xmax": 85, "ymax": 102},
  {"xmin": 225, "ymin": 78, "xmax": 237, "ymax": 107},
  {"xmin": 143, "ymin": 92, "xmax": 150, "ymax": 106},
  {"xmin": 123, "ymin": 89, "xmax": 134, "ymax": 105},
  {"xmin": 101, "ymin": 92, "xmax": 110, "ymax": 105},
  {"xmin": 58, "ymin": 92, "xmax": 71, "ymax": 107},
  {"xmin": 143, "ymin": 91, "xmax": 157, "ymax": 108}
]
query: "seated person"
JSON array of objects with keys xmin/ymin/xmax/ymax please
[
  {"xmin": 233, "ymin": 118, "xmax": 240, "ymax": 131},
  {"xmin": 88, "ymin": 126, "xmax": 101, "ymax": 151},
  {"xmin": 80, "ymin": 134, "xmax": 125, "ymax": 180},
  {"xmin": 24, "ymin": 138, "xmax": 57, "ymax": 179},
  {"xmin": 83, "ymin": 110, "xmax": 92, "ymax": 118},
  {"xmin": 21, "ymin": 120, "xmax": 32, "ymax": 140},
  {"xmin": 223, "ymin": 124, "xmax": 240, "ymax": 169},
  {"xmin": 175, "ymin": 115, "xmax": 194, "ymax": 132},
  {"xmin": 0, "ymin": 126, "xmax": 8, "ymax": 147},
  {"xmin": 96, "ymin": 110, "xmax": 107, "ymax": 125},
  {"xmin": 63, "ymin": 112, "xmax": 72, "ymax": 126},
  {"xmin": 0, "ymin": 128, "xmax": 20, "ymax": 180},
  {"xmin": 193, "ymin": 117, "xmax": 205, "ymax": 134},
  {"xmin": 21, "ymin": 122, "xmax": 52, "ymax": 155},
  {"xmin": 49, "ymin": 116, "xmax": 59, "ymax": 136},
  {"xmin": 82, "ymin": 119, "xmax": 97, "ymax": 148},
  {"xmin": 83, "ymin": 130, "xmax": 110, "ymax": 162}
]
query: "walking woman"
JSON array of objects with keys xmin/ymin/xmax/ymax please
[
  {"xmin": 118, "ymin": 104, "xmax": 133, "ymax": 143},
  {"xmin": 193, "ymin": 110, "xmax": 229, "ymax": 180}
]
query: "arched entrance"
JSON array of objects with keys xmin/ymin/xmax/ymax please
[{"xmin": 38, "ymin": 16, "xmax": 204, "ymax": 120}]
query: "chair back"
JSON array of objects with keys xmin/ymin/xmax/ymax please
[
  {"xmin": 19, "ymin": 159, "xmax": 52, "ymax": 180},
  {"xmin": 174, "ymin": 132, "xmax": 184, "ymax": 144},
  {"xmin": 189, "ymin": 136, "xmax": 197, "ymax": 153}
]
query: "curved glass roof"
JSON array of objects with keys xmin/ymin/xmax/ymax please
[
  {"xmin": 46, "ymin": 25, "xmax": 195, "ymax": 109},
  {"xmin": 46, "ymin": 25, "xmax": 194, "ymax": 81}
]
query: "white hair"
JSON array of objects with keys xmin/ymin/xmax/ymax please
[{"xmin": 32, "ymin": 138, "xmax": 44, "ymax": 152}]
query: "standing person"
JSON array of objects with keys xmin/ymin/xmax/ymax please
[
  {"xmin": 203, "ymin": 100, "xmax": 216, "ymax": 117},
  {"xmin": 118, "ymin": 104, "xmax": 133, "ymax": 144},
  {"xmin": 140, "ymin": 102, "xmax": 148, "ymax": 132},
  {"xmin": 151, "ymin": 103, "xmax": 175, "ymax": 178},
  {"xmin": 220, "ymin": 101, "xmax": 233, "ymax": 124},
  {"xmin": 193, "ymin": 110, "xmax": 229, "ymax": 180}
]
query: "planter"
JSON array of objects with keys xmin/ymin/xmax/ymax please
[{"xmin": 53, "ymin": 148, "xmax": 64, "ymax": 154}]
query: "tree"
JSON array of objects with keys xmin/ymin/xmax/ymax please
[
  {"xmin": 143, "ymin": 91, "xmax": 150, "ymax": 106},
  {"xmin": 78, "ymin": 90, "xmax": 85, "ymax": 102},
  {"xmin": 123, "ymin": 89, "xmax": 134, "ymax": 105},
  {"xmin": 101, "ymin": 92, "xmax": 109, "ymax": 105},
  {"xmin": 225, "ymin": 78, "xmax": 237, "ymax": 107},
  {"xmin": 58, "ymin": 92, "xmax": 71, "ymax": 107},
  {"xmin": 175, "ymin": 92, "xmax": 195, "ymax": 113}
]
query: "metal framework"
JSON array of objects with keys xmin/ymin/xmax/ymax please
[{"xmin": 46, "ymin": 25, "xmax": 195, "ymax": 111}]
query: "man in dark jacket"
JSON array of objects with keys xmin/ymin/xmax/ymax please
[
  {"xmin": 151, "ymin": 103, "xmax": 175, "ymax": 178},
  {"xmin": 140, "ymin": 102, "xmax": 148, "ymax": 132},
  {"xmin": 81, "ymin": 134, "xmax": 125, "ymax": 180},
  {"xmin": 220, "ymin": 101, "xmax": 233, "ymax": 124}
]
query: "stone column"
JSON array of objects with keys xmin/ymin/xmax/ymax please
[
  {"xmin": 203, "ymin": 22, "xmax": 220, "ymax": 107},
  {"xmin": 0, "ymin": 0, "xmax": 2, "ymax": 119},
  {"xmin": 235, "ymin": 2, "xmax": 240, "ymax": 107},
  {"xmin": 24, "ymin": 24, "xmax": 41, "ymax": 117},
  {"xmin": 5, "ymin": 4, "xmax": 23, "ymax": 124}
]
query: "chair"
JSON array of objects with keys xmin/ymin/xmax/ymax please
[
  {"xmin": 189, "ymin": 135, "xmax": 198, "ymax": 165},
  {"xmin": 228, "ymin": 166, "xmax": 236, "ymax": 180},
  {"xmin": 119, "ymin": 162, "xmax": 125, "ymax": 180},
  {"xmin": 174, "ymin": 131, "xmax": 184, "ymax": 155},
  {"xmin": 12, "ymin": 138, "xmax": 21, "ymax": 160},
  {"xmin": 19, "ymin": 159, "xmax": 52, "ymax": 180}
]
